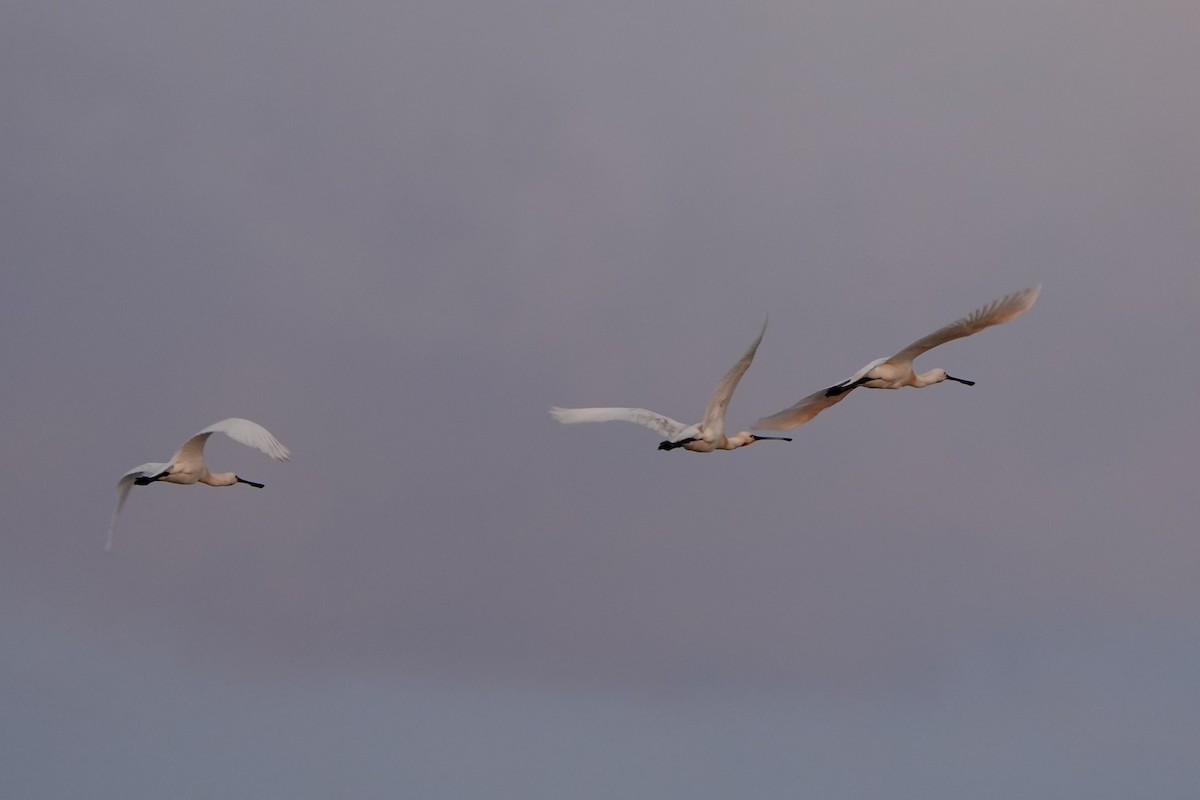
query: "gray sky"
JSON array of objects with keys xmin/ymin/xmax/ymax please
[{"xmin": 2, "ymin": 1, "xmax": 1199, "ymax": 797}]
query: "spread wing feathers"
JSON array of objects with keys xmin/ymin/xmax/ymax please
[
  {"xmin": 170, "ymin": 417, "xmax": 292, "ymax": 466},
  {"xmin": 106, "ymin": 462, "xmax": 167, "ymax": 551},
  {"xmin": 549, "ymin": 406, "xmax": 697, "ymax": 441},
  {"xmin": 753, "ymin": 386, "xmax": 853, "ymax": 431},
  {"xmin": 700, "ymin": 319, "xmax": 768, "ymax": 436},
  {"xmin": 889, "ymin": 285, "xmax": 1041, "ymax": 366}
]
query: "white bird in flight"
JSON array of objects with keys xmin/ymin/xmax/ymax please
[
  {"xmin": 550, "ymin": 321, "xmax": 792, "ymax": 452},
  {"xmin": 755, "ymin": 285, "xmax": 1041, "ymax": 431},
  {"xmin": 106, "ymin": 417, "xmax": 291, "ymax": 551}
]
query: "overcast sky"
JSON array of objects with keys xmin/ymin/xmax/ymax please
[{"xmin": 2, "ymin": 1, "xmax": 1198, "ymax": 797}]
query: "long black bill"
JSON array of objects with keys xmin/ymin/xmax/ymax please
[
  {"xmin": 752, "ymin": 435, "xmax": 792, "ymax": 442},
  {"xmin": 945, "ymin": 374, "xmax": 975, "ymax": 386},
  {"xmin": 236, "ymin": 477, "xmax": 265, "ymax": 488}
]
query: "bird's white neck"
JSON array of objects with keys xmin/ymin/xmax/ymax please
[
  {"xmin": 200, "ymin": 471, "xmax": 238, "ymax": 487},
  {"xmin": 910, "ymin": 369, "xmax": 947, "ymax": 388},
  {"xmin": 722, "ymin": 433, "xmax": 754, "ymax": 450}
]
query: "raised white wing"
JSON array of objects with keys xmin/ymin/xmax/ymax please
[
  {"xmin": 549, "ymin": 406, "xmax": 696, "ymax": 441},
  {"xmin": 889, "ymin": 285, "xmax": 1041, "ymax": 366},
  {"xmin": 170, "ymin": 417, "xmax": 292, "ymax": 466},
  {"xmin": 700, "ymin": 319, "xmax": 767, "ymax": 439},
  {"xmin": 105, "ymin": 461, "xmax": 167, "ymax": 551},
  {"xmin": 753, "ymin": 386, "xmax": 853, "ymax": 431}
]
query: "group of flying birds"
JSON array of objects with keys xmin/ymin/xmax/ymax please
[
  {"xmin": 107, "ymin": 285, "xmax": 1039, "ymax": 550},
  {"xmin": 550, "ymin": 284, "xmax": 1040, "ymax": 452}
]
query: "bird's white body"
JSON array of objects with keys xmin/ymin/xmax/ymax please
[
  {"xmin": 840, "ymin": 355, "xmax": 950, "ymax": 391},
  {"xmin": 106, "ymin": 417, "xmax": 291, "ymax": 550},
  {"xmin": 550, "ymin": 321, "xmax": 791, "ymax": 452},
  {"xmin": 755, "ymin": 286, "xmax": 1040, "ymax": 431}
]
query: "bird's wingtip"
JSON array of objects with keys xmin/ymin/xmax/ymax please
[{"xmin": 1014, "ymin": 284, "xmax": 1042, "ymax": 313}]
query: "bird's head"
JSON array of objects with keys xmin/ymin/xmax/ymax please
[
  {"xmin": 937, "ymin": 368, "xmax": 975, "ymax": 386},
  {"xmin": 736, "ymin": 432, "xmax": 792, "ymax": 447},
  {"xmin": 918, "ymin": 368, "xmax": 974, "ymax": 387}
]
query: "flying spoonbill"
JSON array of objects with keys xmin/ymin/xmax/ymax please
[
  {"xmin": 106, "ymin": 417, "xmax": 291, "ymax": 550},
  {"xmin": 755, "ymin": 285, "xmax": 1040, "ymax": 431},
  {"xmin": 550, "ymin": 321, "xmax": 792, "ymax": 452}
]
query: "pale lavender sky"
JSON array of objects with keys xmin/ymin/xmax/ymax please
[{"xmin": 2, "ymin": 1, "xmax": 1199, "ymax": 797}]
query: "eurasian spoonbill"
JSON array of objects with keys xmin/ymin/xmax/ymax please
[
  {"xmin": 755, "ymin": 286, "xmax": 1040, "ymax": 431},
  {"xmin": 550, "ymin": 321, "xmax": 792, "ymax": 452},
  {"xmin": 106, "ymin": 417, "xmax": 291, "ymax": 550}
]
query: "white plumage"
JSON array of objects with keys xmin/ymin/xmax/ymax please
[
  {"xmin": 106, "ymin": 418, "xmax": 291, "ymax": 550},
  {"xmin": 551, "ymin": 321, "xmax": 791, "ymax": 452},
  {"xmin": 756, "ymin": 286, "xmax": 1041, "ymax": 431}
]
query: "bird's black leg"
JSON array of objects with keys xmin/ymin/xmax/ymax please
[
  {"xmin": 658, "ymin": 437, "xmax": 696, "ymax": 451},
  {"xmin": 825, "ymin": 377, "xmax": 870, "ymax": 397},
  {"xmin": 134, "ymin": 469, "xmax": 170, "ymax": 485}
]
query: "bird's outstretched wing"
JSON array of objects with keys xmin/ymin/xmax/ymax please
[
  {"xmin": 549, "ymin": 406, "xmax": 696, "ymax": 441},
  {"xmin": 106, "ymin": 462, "xmax": 167, "ymax": 551},
  {"xmin": 170, "ymin": 417, "xmax": 292, "ymax": 465},
  {"xmin": 700, "ymin": 319, "xmax": 768, "ymax": 438},
  {"xmin": 889, "ymin": 285, "xmax": 1041, "ymax": 366},
  {"xmin": 753, "ymin": 386, "xmax": 853, "ymax": 431}
]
